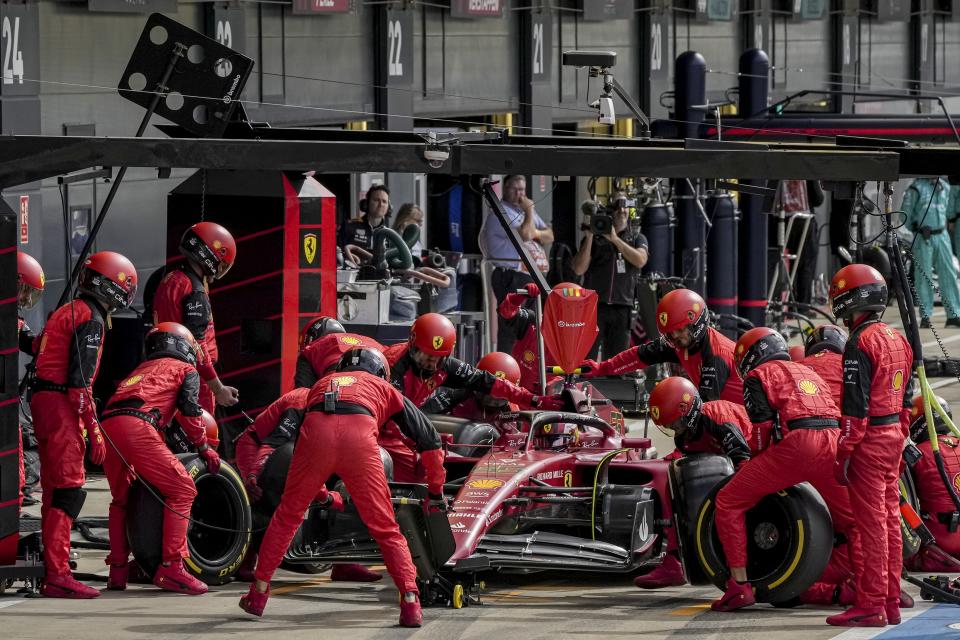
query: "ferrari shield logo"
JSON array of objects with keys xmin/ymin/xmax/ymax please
[
  {"xmin": 650, "ymin": 406, "xmax": 660, "ymax": 421},
  {"xmin": 494, "ymin": 371, "xmax": 507, "ymax": 379},
  {"xmin": 303, "ymin": 233, "xmax": 317, "ymax": 265},
  {"xmin": 543, "ymin": 424, "xmax": 552, "ymax": 434},
  {"xmin": 563, "ymin": 471, "xmax": 573, "ymax": 487},
  {"xmin": 432, "ymin": 336, "xmax": 444, "ymax": 350},
  {"xmin": 658, "ymin": 312, "xmax": 668, "ymax": 327}
]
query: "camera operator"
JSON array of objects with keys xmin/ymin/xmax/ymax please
[{"xmin": 573, "ymin": 193, "xmax": 648, "ymax": 358}]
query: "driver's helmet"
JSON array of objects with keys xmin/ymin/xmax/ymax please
[{"xmin": 532, "ymin": 422, "xmax": 580, "ymax": 450}]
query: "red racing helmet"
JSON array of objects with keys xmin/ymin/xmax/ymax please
[
  {"xmin": 648, "ymin": 376, "xmax": 702, "ymax": 437},
  {"xmin": 409, "ymin": 313, "xmax": 456, "ymax": 357},
  {"xmin": 804, "ymin": 324, "xmax": 848, "ymax": 357},
  {"xmin": 17, "ymin": 251, "xmax": 44, "ymax": 310},
  {"xmin": 299, "ymin": 316, "xmax": 346, "ymax": 352},
  {"xmin": 180, "ymin": 221, "xmax": 237, "ymax": 280},
  {"xmin": 146, "ymin": 321, "xmax": 201, "ymax": 366},
  {"xmin": 78, "ymin": 251, "xmax": 138, "ymax": 313},
  {"xmin": 908, "ymin": 394, "xmax": 953, "ymax": 442},
  {"xmin": 656, "ymin": 289, "xmax": 709, "ymax": 347},
  {"xmin": 734, "ymin": 327, "xmax": 790, "ymax": 379},
  {"xmin": 829, "ymin": 263, "xmax": 887, "ymax": 321},
  {"xmin": 200, "ymin": 410, "xmax": 220, "ymax": 449},
  {"xmin": 337, "ymin": 347, "xmax": 390, "ymax": 380},
  {"xmin": 477, "ymin": 351, "xmax": 522, "ymax": 386}
]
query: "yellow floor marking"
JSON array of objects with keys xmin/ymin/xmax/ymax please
[
  {"xmin": 668, "ymin": 603, "xmax": 711, "ymax": 616},
  {"xmin": 271, "ymin": 578, "xmax": 330, "ymax": 596}
]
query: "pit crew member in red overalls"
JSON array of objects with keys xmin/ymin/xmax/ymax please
[
  {"xmin": 234, "ymin": 384, "xmax": 383, "ymax": 583},
  {"xmin": 582, "ymin": 289, "xmax": 743, "ymax": 404},
  {"xmin": 634, "ymin": 376, "xmax": 752, "ymax": 590},
  {"xmin": 383, "ymin": 313, "xmax": 563, "ymax": 480},
  {"xmin": 420, "ymin": 351, "xmax": 523, "ymax": 419},
  {"xmin": 30, "ymin": 251, "xmax": 137, "ymax": 598},
  {"xmin": 828, "ymin": 264, "xmax": 912, "ymax": 627},
  {"xmin": 17, "ymin": 251, "xmax": 44, "ymax": 507},
  {"xmin": 239, "ymin": 347, "xmax": 446, "ymax": 628},
  {"xmin": 100, "ymin": 322, "xmax": 220, "ymax": 595},
  {"xmin": 801, "ymin": 324, "xmax": 848, "ymax": 402},
  {"xmin": 293, "ymin": 315, "xmax": 383, "ymax": 389},
  {"xmin": 711, "ymin": 327, "xmax": 863, "ymax": 614},
  {"xmin": 904, "ymin": 395, "xmax": 960, "ymax": 571},
  {"xmin": 151, "ymin": 222, "xmax": 239, "ymax": 413}
]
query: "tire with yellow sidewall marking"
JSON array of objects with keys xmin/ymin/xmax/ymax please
[
  {"xmin": 127, "ymin": 453, "xmax": 252, "ymax": 586},
  {"xmin": 693, "ymin": 478, "xmax": 833, "ymax": 604}
]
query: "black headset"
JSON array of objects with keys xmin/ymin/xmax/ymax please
[{"xmin": 359, "ymin": 184, "xmax": 393, "ymax": 218}]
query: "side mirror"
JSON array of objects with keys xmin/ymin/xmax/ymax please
[{"xmin": 621, "ymin": 437, "xmax": 651, "ymax": 450}]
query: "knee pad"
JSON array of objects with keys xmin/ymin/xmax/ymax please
[{"xmin": 51, "ymin": 487, "xmax": 87, "ymax": 519}]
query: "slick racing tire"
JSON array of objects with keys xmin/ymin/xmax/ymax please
[
  {"xmin": 694, "ymin": 479, "xmax": 833, "ymax": 604},
  {"xmin": 669, "ymin": 454, "xmax": 735, "ymax": 586},
  {"xmin": 451, "ymin": 422, "xmax": 499, "ymax": 458},
  {"xmin": 127, "ymin": 453, "xmax": 252, "ymax": 586}
]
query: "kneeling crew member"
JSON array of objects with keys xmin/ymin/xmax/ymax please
[
  {"xmin": 905, "ymin": 395, "xmax": 960, "ymax": 571},
  {"xmin": 711, "ymin": 328, "xmax": 863, "ymax": 613},
  {"xmin": 829, "ymin": 264, "xmax": 912, "ymax": 627},
  {"xmin": 101, "ymin": 322, "xmax": 220, "ymax": 595},
  {"xmin": 497, "ymin": 283, "xmax": 560, "ymax": 392},
  {"xmin": 234, "ymin": 386, "xmax": 382, "ymax": 583},
  {"xmin": 634, "ymin": 376, "xmax": 752, "ymax": 590},
  {"xmin": 240, "ymin": 348, "xmax": 446, "ymax": 628},
  {"xmin": 420, "ymin": 351, "xmax": 523, "ymax": 420},
  {"xmin": 151, "ymin": 222, "xmax": 239, "ymax": 412},
  {"xmin": 293, "ymin": 315, "xmax": 383, "ymax": 389},
  {"xmin": 582, "ymin": 289, "xmax": 743, "ymax": 404},
  {"xmin": 31, "ymin": 251, "xmax": 137, "ymax": 599}
]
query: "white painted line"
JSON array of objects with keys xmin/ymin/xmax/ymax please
[
  {"xmin": 922, "ymin": 332, "xmax": 960, "ymax": 350},
  {"xmin": 0, "ymin": 599, "xmax": 27, "ymax": 610},
  {"xmin": 930, "ymin": 377, "xmax": 960, "ymax": 390}
]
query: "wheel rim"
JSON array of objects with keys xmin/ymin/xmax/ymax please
[
  {"xmin": 452, "ymin": 583, "xmax": 464, "ymax": 609},
  {"xmin": 744, "ymin": 495, "xmax": 793, "ymax": 581}
]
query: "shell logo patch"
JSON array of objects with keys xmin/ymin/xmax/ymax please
[
  {"xmin": 494, "ymin": 370, "xmax": 507, "ymax": 380},
  {"xmin": 650, "ymin": 406, "xmax": 660, "ymax": 421},
  {"xmin": 123, "ymin": 374, "xmax": 143, "ymax": 387},
  {"xmin": 837, "ymin": 279, "xmax": 846, "ymax": 290},
  {"xmin": 682, "ymin": 393, "xmax": 691, "ymax": 403},
  {"xmin": 332, "ymin": 375, "xmax": 357, "ymax": 386},
  {"xmin": 118, "ymin": 272, "xmax": 127, "ymax": 282},
  {"xmin": 432, "ymin": 336, "xmax": 444, "ymax": 350},
  {"xmin": 737, "ymin": 344, "xmax": 745, "ymax": 354},
  {"xmin": 563, "ymin": 471, "xmax": 573, "ymax": 487},
  {"xmin": 658, "ymin": 312, "xmax": 668, "ymax": 327},
  {"xmin": 340, "ymin": 335, "xmax": 362, "ymax": 346},
  {"xmin": 523, "ymin": 350, "xmax": 536, "ymax": 363},
  {"xmin": 303, "ymin": 233, "xmax": 317, "ymax": 265},
  {"xmin": 893, "ymin": 370, "xmax": 904, "ymax": 391},
  {"xmin": 798, "ymin": 379, "xmax": 819, "ymax": 395},
  {"xmin": 213, "ymin": 240, "xmax": 223, "ymax": 250},
  {"xmin": 466, "ymin": 478, "xmax": 504, "ymax": 490},
  {"xmin": 692, "ymin": 303, "xmax": 701, "ymax": 313},
  {"xmin": 954, "ymin": 473, "xmax": 960, "ymax": 496}
]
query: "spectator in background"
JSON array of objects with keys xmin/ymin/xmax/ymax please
[
  {"xmin": 904, "ymin": 177, "xmax": 960, "ymax": 327},
  {"xmin": 393, "ymin": 203, "xmax": 424, "ymax": 257},
  {"xmin": 340, "ymin": 184, "xmax": 391, "ymax": 252},
  {"xmin": 479, "ymin": 175, "xmax": 554, "ymax": 352},
  {"xmin": 572, "ymin": 193, "xmax": 648, "ymax": 359},
  {"xmin": 768, "ymin": 179, "xmax": 824, "ymax": 304}
]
